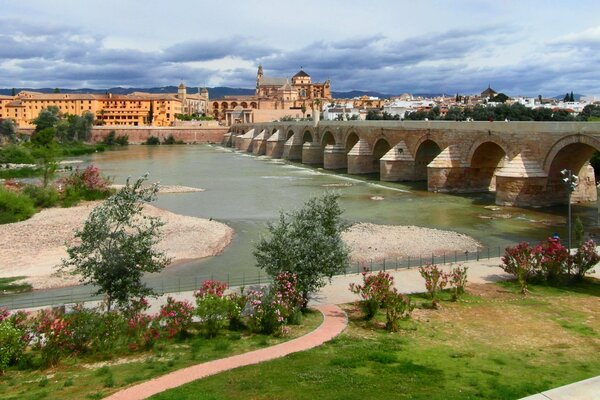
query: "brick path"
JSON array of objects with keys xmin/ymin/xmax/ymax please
[{"xmin": 104, "ymin": 303, "xmax": 347, "ymax": 400}]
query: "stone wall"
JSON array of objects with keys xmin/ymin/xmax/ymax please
[{"xmin": 90, "ymin": 126, "xmax": 228, "ymax": 144}]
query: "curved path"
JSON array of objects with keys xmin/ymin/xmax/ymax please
[{"xmin": 105, "ymin": 304, "xmax": 347, "ymax": 400}]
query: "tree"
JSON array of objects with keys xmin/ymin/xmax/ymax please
[
  {"xmin": 570, "ymin": 91, "xmax": 575, "ymax": 102},
  {"xmin": 53, "ymin": 88, "xmax": 60, "ymax": 94},
  {"xmin": 147, "ymin": 102, "xmax": 154, "ymax": 125},
  {"xmin": 574, "ymin": 217, "xmax": 584, "ymax": 247},
  {"xmin": 254, "ymin": 193, "xmax": 350, "ymax": 308},
  {"xmin": 300, "ymin": 103, "xmax": 307, "ymax": 119},
  {"xmin": 60, "ymin": 175, "xmax": 171, "ymax": 311},
  {"xmin": 0, "ymin": 119, "xmax": 16, "ymax": 143},
  {"xmin": 33, "ymin": 106, "xmax": 60, "ymax": 132},
  {"xmin": 31, "ymin": 127, "xmax": 59, "ymax": 187},
  {"xmin": 563, "ymin": 92, "xmax": 570, "ymax": 102},
  {"xmin": 11, "ymin": 88, "xmax": 15, "ymax": 96},
  {"xmin": 490, "ymin": 93, "xmax": 509, "ymax": 103}
]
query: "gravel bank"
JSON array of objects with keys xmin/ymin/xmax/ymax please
[
  {"xmin": 342, "ymin": 223, "xmax": 480, "ymax": 263},
  {"xmin": 0, "ymin": 203, "xmax": 233, "ymax": 289}
]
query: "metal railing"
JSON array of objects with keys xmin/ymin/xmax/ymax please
[{"xmin": 0, "ymin": 245, "xmax": 509, "ymax": 310}]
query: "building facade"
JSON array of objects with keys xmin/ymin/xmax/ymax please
[
  {"xmin": 210, "ymin": 66, "xmax": 332, "ymax": 125},
  {"xmin": 0, "ymin": 85, "xmax": 209, "ymax": 128}
]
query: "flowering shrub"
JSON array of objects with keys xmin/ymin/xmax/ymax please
[
  {"xmin": 570, "ymin": 240, "xmax": 600, "ymax": 280},
  {"xmin": 448, "ymin": 266, "xmax": 468, "ymax": 301},
  {"xmin": 158, "ymin": 297, "xmax": 194, "ymax": 338},
  {"xmin": 349, "ymin": 271, "xmax": 395, "ymax": 320},
  {"xmin": 195, "ymin": 280, "xmax": 232, "ymax": 337},
  {"xmin": 419, "ymin": 264, "xmax": 449, "ymax": 308},
  {"xmin": 59, "ymin": 164, "xmax": 112, "ymax": 205},
  {"xmin": 227, "ymin": 290, "xmax": 248, "ymax": 331},
  {"xmin": 33, "ymin": 308, "xmax": 74, "ymax": 366},
  {"xmin": 0, "ymin": 307, "xmax": 9, "ymax": 322},
  {"xmin": 384, "ymin": 289, "xmax": 414, "ymax": 332},
  {"xmin": 501, "ymin": 242, "xmax": 542, "ymax": 294},
  {"xmin": 246, "ymin": 273, "xmax": 302, "ymax": 335},
  {"xmin": 540, "ymin": 238, "xmax": 569, "ymax": 282},
  {"xmin": 125, "ymin": 298, "xmax": 158, "ymax": 350}
]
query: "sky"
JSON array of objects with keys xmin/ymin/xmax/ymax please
[{"xmin": 1, "ymin": 0, "xmax": 599, "ymax": 96}]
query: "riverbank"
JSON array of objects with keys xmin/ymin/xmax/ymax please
[
  {"xmin": 343, "ymin": 222, "xmax": 480, "ymax": 263},
  {"xmin": 0, "ymin": 202, "xmax": 234, "ymax": 289}
]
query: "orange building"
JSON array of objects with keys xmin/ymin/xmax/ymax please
[{"xmin": 0, "ymin": 85, "xmax": 208, "ymax": 128}]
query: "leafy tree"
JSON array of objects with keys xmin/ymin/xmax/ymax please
[
  {"xmin": 366, "ymin": 110, "xmax": 381, "ymax": 120},
  {"xmin": 254, "ymin": 193, "xmax": 350, "ymax": 308},
  {"xmin": 53, "ymin": 88, "xmax": 60, "ymax": 94},
  {"xmin": 490, "ymin": 93, "xmax": 509, "ymax": 103},
  {"xmin": 33, "ymin": 106, "xmax": 60, "ymax": 133},
  {"xmin": 0, "ymin": 119, "xmax": 16, "ymax": 143},
  {"xmin": 300, "ymin": 103, "xmax": 307, "ymax": 118},
  {"xmin": 60, "ymin": 176, "xmax": 171, "ymax": 311},
  {"xmin": 31, "ymin": 127, "xmax": 59, "ymax": 187},
  {"xmin": 11, "ymin": 88, "xmax": 15, "ymax": 96},
  {"xmin": 574, "ymin": 217, "xmax": 585, "ymax": 247}
]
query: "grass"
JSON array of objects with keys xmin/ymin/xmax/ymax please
[
  {"xmin": 0, "ymin": 167, "xmax": 42, "ymax": 179},
  {"xmin": 0, "ymin": 276, "xmax": 33, "ymax": 294},
  {"xmin": 0, "ymin": 310, "xmax": 322, "ymax": 400},
  {"xmin": 152, "ymin": 279, "xmax": 600, "ymax": 400}
]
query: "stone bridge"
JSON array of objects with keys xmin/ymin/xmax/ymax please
[{"xmin": 223, "ymin": 120, "xmax": 600, "ymax": 207}]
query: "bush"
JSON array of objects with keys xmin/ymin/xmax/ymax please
[
  {"xmin": 102, "ymin": 131, "xmax": 128, "ymax": 146},
  {"xmin": 0, "ymin": 186, "xmax": 36, "ymax": 224},
  {"xmin": 349, "ymin": 271, "xmax": 395, "ymax": 320},
  {"xmin": 570, "ymin": 240, "xmax": 600, "ymax": 280},
  {"xmin": 194, "ymin": 280, "xmax": 231, "ymax": 337},
  {"xmin": 448, "ymin": 266, "xmax": 468, "ymax": 301},
  {"xmin": 0, "ymin": 145, "xmax": 35, "ymax": 164},
  {"xmin": 115, "ymin": 134, "xmax": 129, "ymax": 146},
  {"xmin": 384, "ymin": 289, "xmax": 414, "ymax": 332},
  {"xmin": 32, "ymin": 308, "xmax": 74, "ymax": 367},
  {"xmin": 59, "ymin": 165, "xmax": 113, "ymax": 206},
  {"xmin": 501, "ymin": 242, "xmax": 542, "ymax": 294},
  {"xmin": 419, "ymin": 265, "xmax": 449, "ymax": 308},
  {"xmin": 162, "ymin": 134, "xmax": 184, "ymax": 145},
  {"xmin": 158, "ymin": 297, "xmax": 194, "ymax": 338},
  {"xmin": 0, "ymin": 320, "xmax": 26, "ymax": 374},
  {"xmin": 22, "ymin": 185, "xmax": 60, "ymax": 208},
  {"xmin": 145, "ymin": 136, "xmax": 160, "ymax": 145}
]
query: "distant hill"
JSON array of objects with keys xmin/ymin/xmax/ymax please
[{"xmin": 0, "ymin": 86, "xmax": 255, "ymax": 99}]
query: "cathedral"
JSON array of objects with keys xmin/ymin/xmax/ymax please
[{"xmin": 210, "ymin": 65, "xmax": 332, "ymax": 125}]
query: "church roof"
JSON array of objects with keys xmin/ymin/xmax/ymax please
[
  {"xmin": 293, "ymin": 69, "xmax": 310, "ymax": 78},
  {"xmin": 481, "ymin": 86, "xmax": 497, "ymax": 97},
  {"xmin": 259, "ymin": 76, "xmax": 288, "ymax": 86}
]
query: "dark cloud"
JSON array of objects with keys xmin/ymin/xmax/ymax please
[{"xmin": 1, "ymin": 16, "xmax": 599, "ymax": 96}]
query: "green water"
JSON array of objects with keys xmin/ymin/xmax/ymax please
[{"xmin": 3, "ymin": 144, "xmax": 598, "ymax": 307}]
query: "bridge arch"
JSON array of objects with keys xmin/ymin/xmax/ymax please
[
  {"xmin": 302, "ymin": 130, "xmax": 313, "ymax": 143},
  {"xmin": 544, "ymin": 135, "xmax": 600, "ymax": 203},
  {"xmin": 372, "ymin": 138, "xmax": 392, "ymax": 175},
  {"xmin": 469, "ymin": 141, "xmax": 508, "ymax": 192},
  {"xmin": 345, "ymin": 131, "xmax": 360, "ymax": 153},
  {"xmin": 466, "ymin": 137, "xmax": 511, "ymax": 165},
  {"xmin": 414, "ymin": 137, "xmax": 442, "ymax": 180},
  {"xmin": 286, "ymin": 129, "xmax": 295, "ymax": 141},
  {"xmin": 321, "ymin": 131, "xmax": 336, "ymax": 148}
]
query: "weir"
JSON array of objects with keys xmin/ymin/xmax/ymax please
[{"xmin": 224, "ymin": 120, "xmax": 600, "ymax": 207}]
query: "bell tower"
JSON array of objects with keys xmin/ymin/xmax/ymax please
[{"xmin": 256, "ymin": 64, "xmax": 263, "ymax": 96}]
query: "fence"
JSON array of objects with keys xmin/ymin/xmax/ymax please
[{"xmin": 1, "ymin": 245, "xmax": 509, "ymax": 310}]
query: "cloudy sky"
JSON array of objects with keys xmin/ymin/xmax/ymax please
[{"xmin": 1, "ymin": 0, "xmax": 599, "ymax": 96}]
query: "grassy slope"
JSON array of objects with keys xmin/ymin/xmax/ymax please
[
  {"xmin": 0, "ymin": 311, "xmax": 322, "ymax": 400},
  {"xmin": 152, "ymin": 280, "xmax": 600, "ymax": 400}
]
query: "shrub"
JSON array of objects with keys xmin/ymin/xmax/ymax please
[
  {"xmin": 0, "ymin": 186, "xmax": 36, "ymax": 224},
  {"xmin": 419, "ymin": 264, "xmax": 449, "ymax": 308},
  {"xmin": 227, "ymin": 290, "xmax": 248, "ymax": 331},
  {"xmin": 102, "ymin": 131, "xmax": 128, "ymax": 146},
  {"xmin": 0, "ymin": 320, "xmax": 26, "ymax": 374},
  {"xmin": 501, "ymin": 242, "xmax": 542, "ymax": 294},
  {"xmin": 158, "ymin": 297, "xmax": 194, "ymax": 339},
  {"xmin": 33, "ymin": 308, "xmax": 74, "ymax": 367},
  {"xmin": 384, "ymin": 289, "xmax": 414, "ymax": 332},
  {"xmin": 145, "ymin": 136, "xmax": 160, "ymax": 145},
  {"xmin": 115, "ymin": 134, "xmax": 129, "ymax": 146},
  {"xmin": 195, "ymin": 280, "xmax": 231, "ymax": 337},
  {"xmin": 570, "ymin": 240, "xmax": 600, "ymax": 280},
  {"xmin": 162, "ymin": 134, "xmax": 184, "ymax": 145},
  {"xmin": 448, "ymin": 265, "xmax": 468, "ymax": 301},
  {"xmin": 540, "ymin": 238, "xmax": 569, "ymax": 282},
  {"xmin": 126, "ymin": 299, "xmax": 159, "ymax": 351},
  {"xmin": 349, "ymin": 271, "xmax": 394, "ymax": 320},
  {"xmin": 59, "ymin": 164, "xmax": 112, "ymax": 205},
  {"xmin": 0, "ymin": 145, "xmax": 35, "ymax": 164},
  {"xmin": 22, "ymin": 185, "xmax": 60, "ymax": 208}
]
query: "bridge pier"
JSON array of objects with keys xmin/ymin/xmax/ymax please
[
  {"xmin": 283, "ymin": 135, "xmax": 303, "ymax": 161},
  {"xmin": 251, "ymin": 130, "xmax": 267, "ymax": 155},
  {"xmin": 222, "ymin": 131, "xmax": 233, "ymax": 147},
  {"xmin": 323, "ymin": 144, "xmax": 347, "ymax": 170},
  {"xmin": 379, "ymin": 141, "xmax": 416, "ymax": 181},
  {"xmin": 302, "ymin": 142, "xmax": 323, "ymax": 165},
  {"xmin": 347, "ymin": 139, "xmax": 377, "ymax": 174},
  {"xmin": 266, "ymin": 130, "xmax": 285, "ymax": 158},
  {"xmin": 427, "ymin": 145, "xmax": 471, "ymax": 192}
]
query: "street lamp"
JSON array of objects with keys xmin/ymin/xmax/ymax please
[{"xmin": 560, "ymin": 169, "xmax": 579, "ymax": 250}]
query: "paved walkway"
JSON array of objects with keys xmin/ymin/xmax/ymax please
[
  {"xmin": 520, "ymin": 375, "xmax": 600, "ymax": 400},
  {"xmin": 104, "ymin": 303, "xmax": 347, "ymax": 400}
]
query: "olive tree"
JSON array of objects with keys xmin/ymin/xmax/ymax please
[
  {"xmin": 254, "ymin": 192, "xmax": 350, "ymax": 308},
  {"xmin": 60, "ymin": 175, "xmax": 171, "ymax": 310}
]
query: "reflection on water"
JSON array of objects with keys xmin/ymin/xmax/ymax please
[{"xmin": 34, "ymin": 145, "xmax": 600, "ymax": 287}]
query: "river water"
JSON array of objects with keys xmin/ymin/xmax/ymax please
[{"xmin": 3, "ymin": 144, "xmax": 598, "ymax": 307}]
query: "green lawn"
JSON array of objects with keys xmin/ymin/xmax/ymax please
[
  {"xmin": 0, "ymin": 310, "xmax": 322, "ymax": 400},
  {"xmin": 0, "ymin": 276, "xmax": 32, "ymax": 295},
  {"xmin": 152, "ymin": 280, "xmax": 600, "ymax": 400}
]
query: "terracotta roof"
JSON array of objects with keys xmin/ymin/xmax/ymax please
[{"xmin": 259, "ymin": 76, "xmax": 288, "ymax": 86}]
